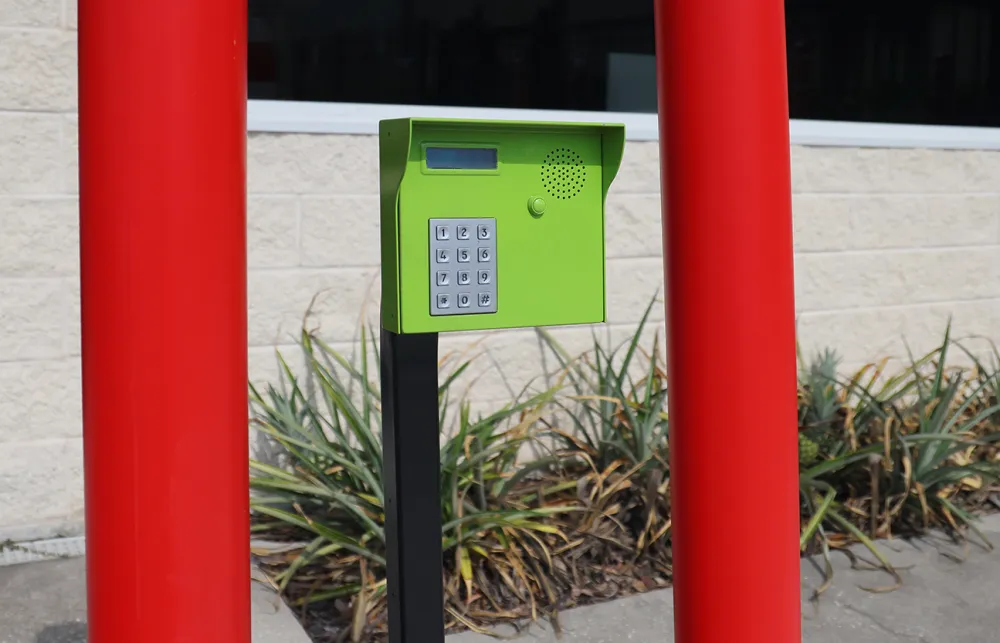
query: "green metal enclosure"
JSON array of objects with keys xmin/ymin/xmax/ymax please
[{"xmin": 379, "ymin": 118, "xmax": 625, "ymax": 334}]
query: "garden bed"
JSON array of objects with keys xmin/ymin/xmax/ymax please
[{"xmin": 248, "ymin": 302, "xmax": 1000, "ymax": 643}]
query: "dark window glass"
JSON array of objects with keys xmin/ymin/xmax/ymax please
[
  {"xmin": 247, "ymin": 0, "xmax": 657, "ymax": 112},
  {"xmin": 787, "ymin": 1, "xmax": 1000, "ymax": 126},
  {"xmin": 248, "ymin": 0, "xmax": 1000, "ymax": 127}
]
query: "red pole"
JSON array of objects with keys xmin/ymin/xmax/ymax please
[
  {"xmin": 78, "ymin": 1, "xmax": 249, "ymax": 642},
  {"xmin": 654, "ymin": 1, "xmax": 801, "ymax": 642}
]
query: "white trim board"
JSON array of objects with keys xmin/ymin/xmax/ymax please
[{"xmin": 248, "ymin": 99, "xmax": 1000, "ymax": 151}]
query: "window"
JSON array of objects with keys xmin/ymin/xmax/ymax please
[
  {"xmin": 248, "ymin": 0, "xmax": 1000, "ymax": 129},
  {"xmin": 247, "ymin": 0, "xmax": 656, "ymax": 113},
  {"xmin": 787, "ymin": 0, "xmax": 1000, "ymax": 127}
]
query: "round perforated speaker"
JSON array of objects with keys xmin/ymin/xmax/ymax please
[{"xmin": 541, "ymin": 148, "xmax": 587, "ymax": 200}]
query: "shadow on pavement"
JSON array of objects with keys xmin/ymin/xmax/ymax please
[{"xmin": 36, "ymin": 622, "xmax": 87, "ymax": 643}]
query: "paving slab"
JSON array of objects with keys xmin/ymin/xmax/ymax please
[
  {"xmin": 449, "ymin": 513, "xmax": 1000, "ymax": 643},
  {"xmin": 0, "ymin": 556, "xmax": 310, "ymax": 643}
]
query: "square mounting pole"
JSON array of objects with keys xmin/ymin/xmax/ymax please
[{"xmin": 379, "ymin": 117, "xmax": 623, "ymax": 643}]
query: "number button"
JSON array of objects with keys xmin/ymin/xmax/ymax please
[
  {"xmin": 436, "ymin": 271, "xmax": 450, "ymax": 287},
  {"xmin": 478, "ymin": 292, "xmax": 492, "ymax": 307},
  {"xmin": 435, "ymin": 225, "xmax": 450, "ymax": 241},
  {"xmin": 456, "ymin": 225, "xmax": 471, "ymax": 240},
  {"xmin": 436, "ymin": 248, "xmax": 451, "ymax": 263},
  {"xmin": 477, "ymin": 270, "xmax": 491, "ymax": 285},
  {"xmin": 457, "ymin": 271, "xmax": 471, "ymax": 286},
  {"xmin": 457, "ymin": 293, "xmax": 472, "ymax": 308},
  {"xmin": 477, "ymin": 247, "xmax": 491, "ymax": 263},
  {"xmin": 457, "ymin": 248, "xmax": 471, "ymax": 263},
  {"xmin": 436, "ymin": 294, "xmax": 451, "ymax": 309},
  {"xmin": 477, "ymin": 224, "xmax": 491, "ymax": 240}
]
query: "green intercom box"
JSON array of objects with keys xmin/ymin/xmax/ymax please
[{"xmin": 379, "ymin": 118, "xmax": 625, "ymax": 334}]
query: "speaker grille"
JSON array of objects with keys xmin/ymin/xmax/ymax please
[{"xmin": 541, "ymin": 148, "xmax": 587, "ymax": 200}]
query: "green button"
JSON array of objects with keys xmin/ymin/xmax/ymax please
[{"xmin": 528, "ymin": 196, "xmax": 546, "ymax": 217}]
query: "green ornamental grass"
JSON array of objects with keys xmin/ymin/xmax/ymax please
[{"xmin": 250, "ymin": 298, "xmax": 1000, "ymax": 641}]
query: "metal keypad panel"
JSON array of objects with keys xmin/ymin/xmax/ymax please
[{"xmin": 429, "ymin": 218, "xmax": 497, "ymax": 316}]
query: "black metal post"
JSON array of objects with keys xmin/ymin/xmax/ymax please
[{"xmin": 381, "ymin": 328, "xmax": 445, "ymax": 643}]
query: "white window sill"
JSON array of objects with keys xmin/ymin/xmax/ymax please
[{"xmin": 248, "ymin": 99, "xmax": 1000, "ymax": 151}]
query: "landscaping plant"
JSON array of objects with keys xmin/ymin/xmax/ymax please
[
  {"xmin": 797, "ymin": 326, "xmax": 1000, "ymax": 596},
  {"xmin": 250, "ymin": 299, "xmax": 1000, "ymax": 642},
  {"xmin": 249, "ymin": 324, "xmax": 661, "ymax": 642},
  {"xmin": 533, "ymin": 298, "xmax": 671, "ymax": 572}
]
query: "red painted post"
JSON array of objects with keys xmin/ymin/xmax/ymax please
[
  {"xmin": 654, "ymin": 1, "xmax": 801, "ymax": 642},
  {"xmin": 78, "ymin": 1, "xmax": 249, "ymax": 642}
]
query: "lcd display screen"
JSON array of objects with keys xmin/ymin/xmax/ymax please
[{"xmin": 425, "ymin": 147, "xmax": 498, "ymax": 170}]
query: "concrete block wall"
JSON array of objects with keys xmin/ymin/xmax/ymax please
[
  {"xmin": 2, "ymin": 1, "xmax": 1000, "ymax": 539},
  {"xmin": 0, "ymin": 0, "xmax": 82, "ymax": 540},
  {"xmin": 790, "ymin": 147, "xmax": 1000, "ymax": 371}
]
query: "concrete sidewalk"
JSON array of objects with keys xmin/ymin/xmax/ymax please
[
  {"xmin": 0, "ymin": 557, "xmax": 310, "ymax": 643},
  {"xmin": 2, "ymin": 514, "xmax": 1000, "ymax": 642}
]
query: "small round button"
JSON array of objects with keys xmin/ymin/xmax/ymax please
[{"xmin": 528, "ymin": 196, "xmax": 546, "ymax": 217}]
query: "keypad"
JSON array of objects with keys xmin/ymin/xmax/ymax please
[{"xmin": 429, "ymin": 218, "xmax": 497, "ymax": 316}]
